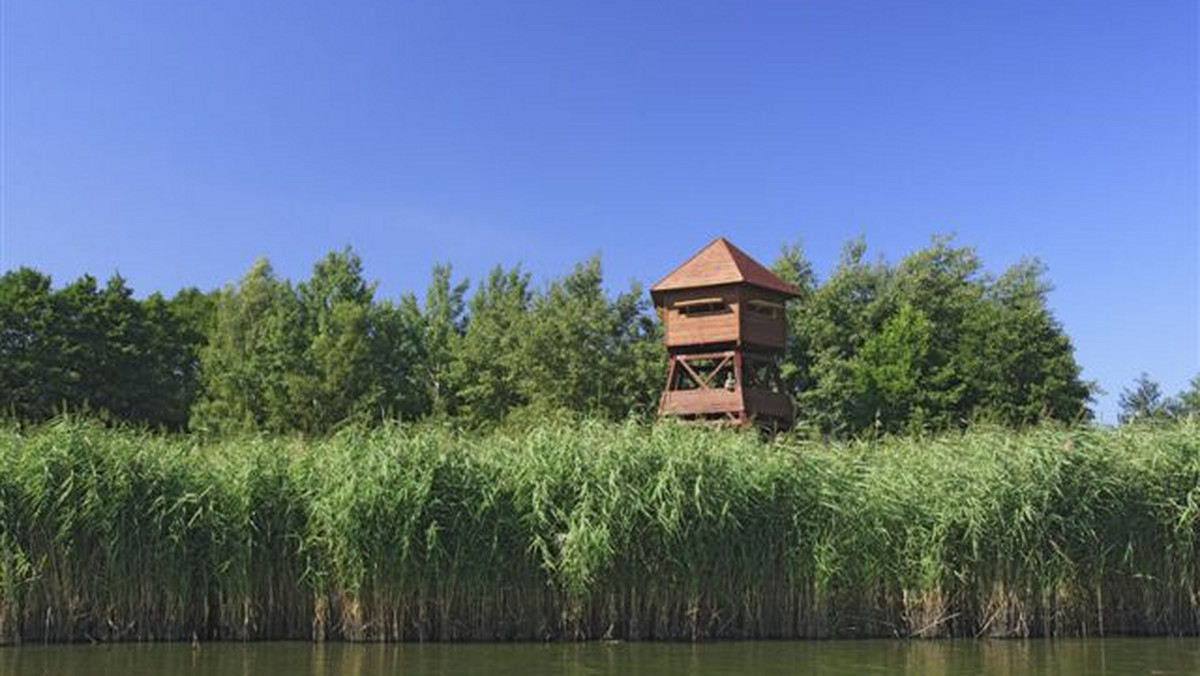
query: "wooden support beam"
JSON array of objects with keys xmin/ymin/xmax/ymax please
[{"xmin": 671, "ymin": 352, "xmax": 734, "ymax": 391}]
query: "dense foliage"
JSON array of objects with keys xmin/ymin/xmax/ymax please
[
  {"xmin": 0, "ymin": 268, "xmax": 212, "ymax": 428},
  {"xmin": 1, "ymin": 237, "xmax": 1104, "ymax": 435},
  {"xmin": 2, "ymin": 420, "xmax": 1197, "ymax": 642},
  {"xmin": 770, "ymin": 238, "xmax": 1097, "ymax": 433}
]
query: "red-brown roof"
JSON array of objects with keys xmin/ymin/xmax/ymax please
[{"xmin": 651, "ymin": 237, "xmax": 801, "ymax": 297}]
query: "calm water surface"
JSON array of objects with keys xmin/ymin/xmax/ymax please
[{"xmin": 2, "ymin": 639, "xmax": 1198, "ymax": 675}]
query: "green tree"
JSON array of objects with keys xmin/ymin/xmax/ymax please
[
  {"xmin": 1, "ymin": 268, "xmax": 209, "ymax": 429},
  {"xmin": 775, "ymin": 236, "xmax": 1091, "ymax": 435},
  {"xmin": 607, "ymin": 285, "xmax": 665, "ymax": 420},
  {"xmin": 884, "ymin": 238, "xmax": 986, "ymax": 426},
  {"xmin": 192, "ymin": 249, "xmax": 436, "ymax": 434},
  {"xmin": 784, "ymin": 238, "xmax": 892, "ymax": 434},
  {"xmin": 49, "ymin": 273, "xmax": 161, "ymax": 424},
  {"xmin": 451, "ymin": 265, "xmax": 532, "ymax": 426},
  {"xmin": 1118, "ymin": 373, "xmax": 1179, "ymax": 424},
  {"xmin": 293, "ymin": 248, "xmax": 380, "ymax": 432},
  {"xmin": 0, "ymin": 268, "xmax": 66, "ymax": 420},
  {"xmin": 52, "ymin": 275, "xmax": 106, "ymax": 415},
  {"xmin": 191, "ymin": 258, "xmax": 306, "ymax": 433},
  {"xmin": 1178, "ymin": 375, "xmax": 1200, "ymax": 419},
  {"xmin": 92, "ymin": 274, "xmax": 161, "ymax": 423},
  {"xmin": 770, "ymin": 241, "xmax": 817, "ymax": 398},
  {"xmin": 162, "ymin": 287, "xmax": 219, "ymax": 426},
  {"xmin": 851, "ymin": 303, "xmax": 933, "ymax": 433},
  {"xmin": 371, "ymin": 295, "xmax": 431, "ymax": 420},
  {"xmin": 419, "ymin": 264, "xmax": 469, "ymax": 417},
  {"xmin": 956, "ymin": 260, "xmax": 1092, "ymax": 426},
  {"xmin": 517, "ymin": 257, "xmax": 660, "ymax": 420},
  {"xmin": 135, "ymin": 292, "xmax": 199, "ymax": 428}
]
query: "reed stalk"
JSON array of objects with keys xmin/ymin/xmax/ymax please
[{"xmin": 1, "ymin": 419, "xmax": 1196, "ymax": 642}]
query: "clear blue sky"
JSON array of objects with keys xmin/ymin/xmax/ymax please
[{"xmin": 2, "ymin": 1, "xmax": 1196, "ymax": 422}]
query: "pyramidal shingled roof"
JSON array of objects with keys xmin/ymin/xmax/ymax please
[{"xmin": 651, "ymin": 237, "xmax": 801, "ymax": 297}]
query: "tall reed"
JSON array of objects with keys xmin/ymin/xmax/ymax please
[{"xmin": 1, "ymin": 419, "xmax": 1196, "ymax": 642}]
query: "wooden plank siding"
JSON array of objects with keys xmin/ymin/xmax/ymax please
[
  {"xmin": 662, "ymin": 286, "xmax": 741, "ymax": 348},
  {"xmin": 740, "ymin": 309, "xmax": 786, "ymax": 349},
  {"xmin": 738, "ymin": 287, "xmax": 789, "ymax": 349},
  {"xmin": 660, "ymin": 286, "xmax": 789, "ymax": 349},
  {"xmin": 659, "ymin": 389, "xmax": 743, "ymax": 416},
  {"xmin": 659, "ymin": 387, "xmax": 792, "ymax": 419},
  {"xmin": 743, "ymin": 388, "xmax": 793, "ymax": 419}
]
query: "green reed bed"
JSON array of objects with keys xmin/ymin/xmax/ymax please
[{"xmin": 0, "ymin": 420, "xmax": 1197, "ymax": 643}]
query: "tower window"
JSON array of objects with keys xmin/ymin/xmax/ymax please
[
  {"xmin": 676, "ymin": 297, "xmax": 729, "ymax": 317},
  {"xmin": 747, "ymin": 299, "xmax": 783, "ymax": 319}
]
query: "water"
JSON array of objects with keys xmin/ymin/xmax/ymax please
[{"xmin": 2, "ymin": 639, "xmax": 1198, "ymax": 675}]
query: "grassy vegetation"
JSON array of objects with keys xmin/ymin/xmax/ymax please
[{"xmin": 1, "ymin": 419, "xmax": 1197, "ymax": 643}]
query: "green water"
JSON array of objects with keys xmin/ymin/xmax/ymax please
[{"xmin": 2, "ymin": 640, "xmax": 1198, "ymax": 675}]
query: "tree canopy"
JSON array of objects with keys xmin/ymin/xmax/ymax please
[
  {"xmin": 773, "ymin": 237, "xmax": 1093, "ymax": 434},
  {"xmin": 1, "ymin": 237, "xmax": 1106, "ymax": 435}
]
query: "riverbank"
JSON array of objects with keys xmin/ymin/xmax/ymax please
[{"xmin": 1, "ymin": 420, "xmax": 1197, "ymax": 643}]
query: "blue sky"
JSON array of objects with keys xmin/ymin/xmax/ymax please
[{"xmin": 2, "ymin": 1, "xmax": 1196, "ymax": 422}]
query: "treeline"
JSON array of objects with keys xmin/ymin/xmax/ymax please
[
  {"xmin": 0, "ymin": 269, "xmax": 211, "ymax": 429},
  {"xmin": 2, "ymin": 237, "xmax": 1103, "ymax": 435},
  {"xmin": 189, "ymin": 254, "xmax": 662, "ymax": 434}
]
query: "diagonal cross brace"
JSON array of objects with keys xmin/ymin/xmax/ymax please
[{"xmin": 676, "ymin": 353, "xmax": 732, "ymax": 390}]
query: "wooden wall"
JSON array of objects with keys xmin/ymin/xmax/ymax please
[
  {"xmin": 738, "ymin": 287, "xmax": 788, "ymax": 349},
  {"xmin": 660, "ymin": 286, "xmax": 740, "ymax": 348},
  {"xmin": 658, "ymin": 285, "xmax": 789, "ymax": 349}
]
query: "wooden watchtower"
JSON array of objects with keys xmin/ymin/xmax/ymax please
[{"xmin": 651, "ymin": 238, "xmax": 799, "ymax": 429}]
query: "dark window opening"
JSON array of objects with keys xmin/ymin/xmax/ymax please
[
  {"xmin": 678, "ymin": 301, "xmax": 728, "ymax": 317},
  {"xmin": 747, "ymin": 300, "xmax": 783, "ymax": 319},
  {"xmin": 743, "ymin": 358, "xmax": 783, "ymax": 393}
]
